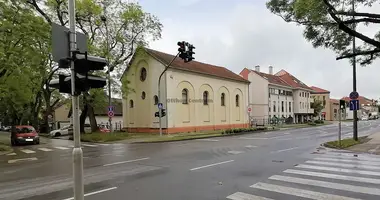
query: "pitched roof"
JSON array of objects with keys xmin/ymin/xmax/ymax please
[
  {"xmin": 143, "ymin": 48, "xmax": 249, "ymax": 83},
  {"xmin": 341, "ymin": 96, "xmax": 376, "ymax": 105},
  {"xmin": 240, "ymin": 68, "xmax": 291, "ymax": 87},
  {"xmin": 274, "ymin": 70, "xmax": 313, "ymax": 90},
  {"xmin": 330, "ymin": 98, "xmax": 339, "ymax": 104},
  {"xmin": 310, "ymin": 86, "xmax": 330, "ymax": 94}
]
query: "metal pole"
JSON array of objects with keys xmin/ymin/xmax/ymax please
[
  {"xmin": 339, "ymin": 109, "xmax": 342, "ymax": 148},
  {"xmin": 158, "ymin": 52, "xmax": 180, "ymax": 136},
  {"xmin": 352, "ymin": 0, "xmax": 358, "ymax": 141},
  {"xmin": 68, "ymin": 0, "xmax": 84, "ymax": 199},
  {"xmin": 106, "ymin": 26, "xmax": 112, "ymax": 133}
]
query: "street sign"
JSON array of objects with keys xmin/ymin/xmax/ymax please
[
  {"xmin": 247, "ymin": 107, "xmax": 252, "ymax": 112},
  {"xmin": 51, "ymin": 23, "xmax": 88, "ymax": 62},
  {"xmin": 158, "ymin": 103, "xmax": 163, "ymax": 109},
  {"xmin": 349, "ymin": 91, "xmax": 359, "ymax": 100},
  {"xmin": 350, "ymin": 99, "xmax": 359, "ymax": 111},
  {"xmin": 108, "ymin": 111, "xmax": 114, "ymax": 118},
  {"xmin": 108, "ymin": 106, "xmax": 114, "ymax": 112}
]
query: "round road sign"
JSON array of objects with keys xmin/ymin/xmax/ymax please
[
  {"xmin": 247, "ymin": 107, "xmax": 252, "ymax": 112},
  {"xmin": 108, "ymin": 111, "xmax": 114, "ymax": 117},
  {"xmin": 349, "ymin": 91, "xmax": 359, "ymax": 100}
]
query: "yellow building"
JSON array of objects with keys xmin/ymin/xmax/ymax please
[
  {"xmin": 121, "ymin": 48, "xmax": 250, "ymax": 134},
  {"xmin": 310, "ymin": 86, "xmax": 331, "ymax": 121}
]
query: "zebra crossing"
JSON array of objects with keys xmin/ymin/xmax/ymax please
[
  {"xmin": 4, "ymin": 143, "xmax": 124, "ymax": 156},
  {"xmin": 226, "ymin": 151, "xmax": 380, "ymax": 200}
]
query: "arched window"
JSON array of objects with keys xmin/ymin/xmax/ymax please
[
  {"xmin": 221, "ymin": 93, "xmax": 225, "ymax": 106},
  {"xmin": 141, "ymin": 91, "xmax": 146, "ymax": 100},
  {"xmin": 153, "ymin": 95, "xmax": 159, "ymax": 105},
  {"xmin": 203, "ymin": 91, "xmax": 208, "ymax": 105},
  {"xmin": 235, "ymin": 95, "xmax": 239, "ymax": 107},
  {"xmin": 140, "ymin": 67, "xmax": 147, "ymax": 82},
  {"xmin": 129, "ymin": 100, "xmax": 134, "ymax": 108},
  {"xmin": 273, "ymin": 101, "xmax": 276, "ymax": 112},
  {"xmin": 182, "ymin": 89, "xmax": 188, "ymax": 104}
]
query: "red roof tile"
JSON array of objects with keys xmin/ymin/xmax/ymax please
[
  {"xmin": 341, "ymin": 96, "xmax": 376, "ymax": 105},
  {"xmin": 330, "ymin": 98, "xmax": 339, "ymax": 104},
  {"xmin": 146, "ymin": 48, "xmax": 249, "ymax": 83},
  {"xmin": 247, "ymin": 69, "xmax": 291, "ymax": 87},
  {"xmin": 310, "ymin": 86, "xmax": 330, "ymax": 94},
  {"xmin": 274, "ymin": 70, "xmax": 313, "ymax": 90}
]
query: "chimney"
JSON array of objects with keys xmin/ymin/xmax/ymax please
[
  {"xmin": 269, "ymin": 66, "xmax": 273, "ymax": 75},
  {"xmin": 254, "ymin": 65, "xmax": 260, "ymax": 72}
]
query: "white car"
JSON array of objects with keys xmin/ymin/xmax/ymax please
[
  {"xmin": 50, "ymin": 125, "xmax": 71, "ymax": 137},
  {"xmin": 361, "ymin": 116, "xmax": 368, "ymax": 121}
]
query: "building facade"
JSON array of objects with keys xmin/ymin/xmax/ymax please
[
  {"xmin": 121, "ymin": 48, "xmax": 250, "ymax": 134},
  {"xmin": 310, "ymin": 86, "xmax": 331, "ymax": 121},
  {"xmin": 342, "ymin": 96, "xmax": 378, "ymax": 119},
  {"xmin": 240, "ymin": 67, "xmax": 314, "ymax": 123}
]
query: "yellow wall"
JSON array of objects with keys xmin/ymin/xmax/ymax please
[
  {"xmin": 122, "ymin": 54, "xmax": 249, "ymax": 131},
  {"xmin": 54, "ymin": 104, "xmax": 70, "ymax": 122},
  {"xmin": 311, "ymin": 93, "xmax": 331, "ymax": 120}
]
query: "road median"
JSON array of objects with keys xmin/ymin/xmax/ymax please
[{"xmin": 323, "ymin": 136, "xmax": 370, "ymax": 149}]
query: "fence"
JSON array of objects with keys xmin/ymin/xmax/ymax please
[
  {"xmin": 249, "ymin": 117, "xmax": 295, "ymax": 127},
  {"xmin": 99, "ymin": 121, "xmax": 123, "ymax": 131}
]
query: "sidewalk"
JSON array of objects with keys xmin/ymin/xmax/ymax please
[{"xmin": 347, "ymin": 132, "xmax": 380, "ymax": 154}]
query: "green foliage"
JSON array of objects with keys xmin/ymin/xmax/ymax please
[
  {"xmin": 308, "ymin": 122, "xmax": 317, "ymax": 126},
  {"xmin": 221, "ymin": 127, "xmax": 266, "ymax": 135},
  {"xmin": 311, "ymin": 99, "xmax": 324, "ymax": 116},
  {"xmin": 266, "ymin": 0, "xmax": 379, "ymax": 65},
  {"xmin": 325, "ymin": 136, "xmax": 368, "ymax": 149},
  {"xmin": 314, "ymin": 119, "xmax": 324, "ymax": 124}
]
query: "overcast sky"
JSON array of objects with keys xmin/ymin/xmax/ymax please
[{"xmin": 137, "ymin": 0, "xmax": 380, "ymax": 100}]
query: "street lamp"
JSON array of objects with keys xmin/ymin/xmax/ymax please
[{"xmin": 100, "ymin": 15, "xmax": 113, "ymax": 132}]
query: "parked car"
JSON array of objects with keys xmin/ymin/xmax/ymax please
[
  {"xmin": 10, "ymin": 125, "xmax": 40, "ymax": 146},
  {"xmin": 50, "ymin": 125, "xmax": 72, "ymax": 137},
  {"xmin": 68, "ymin": 124, "xmax": 91, "ymax": 135},
  {"xmin": 361, "ymin": 116, "xmax": 369, "ymax": 121}
]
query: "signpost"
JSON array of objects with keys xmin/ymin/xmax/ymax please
[
  {"xmin": 350, "ymin": 99, "xmax": 359, "ymax": 111},
  {"xmin": 158, "ymin": 103, "xmax": 163, "ymax": 109},
  {"xmin": 108, "ymin": 111, "xmax": 114, "ymax": 118},
  {"xmin": 338, "ymin": 109, "xmax": 342, "ymax": 147},
  {"xmin": 349, "ymin": 91, "xmax": 359, "ymax": 100},
  {"xmin": 247, "ymin": 107, "xmax": 252, "ymax": 112}
]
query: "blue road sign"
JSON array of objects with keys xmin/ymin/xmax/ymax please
[
  {"xmin": 349, "ymin": 91, "xmax": 359, "ymax": 100},
  {"xmin": 108, "ymin": 106, "xmax": 114, "ymax": 112},
  {"xmin": 350, "ymin": 99, "xmax": 359, "ymax": 111},
  {"xmin": 158, "ymin": 103, "xmax": 163, "ymax": 109}
]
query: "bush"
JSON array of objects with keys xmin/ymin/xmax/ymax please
[
  {"xmin": 308, "ymin": 122, "xmax": 317, "ymax": 126},
  {"xmin": 314, "ymin": 120, "xmax": 324, "ymax": 124}
]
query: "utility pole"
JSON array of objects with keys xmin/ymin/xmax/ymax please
[
  {"xmin": 338, "ymin": 108, "xmax": 342, "ymax": 147},
  {"xmin": 68, "ymin": 0, "xmax": 84, "ymax": 199},
  {"xmin": 352, "ymin": 0, "xmax": 358, "ymax": 141}
]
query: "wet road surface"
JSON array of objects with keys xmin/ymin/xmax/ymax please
[{"xmin": 1, "ymin": 120, "xmax": 380, "ymax": 200}]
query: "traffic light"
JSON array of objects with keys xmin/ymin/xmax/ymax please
[
  {"xmin": 185, "ymin": 44, "xmax": 195, "ymax": 62},
  {"xmin": 177, "ymin": 41, "xmax": 187, "ymax": 60},
  {"xmin": 155, "ymin": 112, "xmax": 159, "ymax": 117},
  {"xmin": 340, "ymin": 100, "xmax": 346, "ymax": 110},
  {"xmin": 50, "ymin": 51, "xmax": 108, "ymax": 95},
  {"xmin": 177, "ymin": 41, "xmax": 195, "ymax": 62}
]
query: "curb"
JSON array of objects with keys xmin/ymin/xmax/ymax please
[{"xmin": 0, "ymin": 149, "xmax": 13, "ymax": 156}]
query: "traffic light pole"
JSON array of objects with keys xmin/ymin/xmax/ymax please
[
  {"xmin": 158, "ymin": 52, "xmax": 180, "ymax": 136},
  {"xmin": 68, "ymin": 0, "xmax": 84, "ymax": 199},
  {"xmin": 352, "ymin": 0, "xmax": 358, "ymax": 141}
]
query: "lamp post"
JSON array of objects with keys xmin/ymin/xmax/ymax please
[{"xmin": 100, "ymin": 15, "xmax": 113, "ymax": 132}]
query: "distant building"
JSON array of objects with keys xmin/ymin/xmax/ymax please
[
  {"xmin": 121, "ymin": 48, "xmax": 250, "ymax": 133},
  {"xmin": 329, "ymin": 98, "xmax": 345, "ymax": 121},
  {"xmin": 341, "ymin": 96, "xmax": 378, "ymax": 119},
  {"xmin": 310, "ymin": 86, "xmax": 331, "ymax": 121}
]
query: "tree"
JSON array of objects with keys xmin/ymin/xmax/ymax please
[
  {"xmin": 28, "ymin": 0, "xmax": 162, "ymax": 132},
  {"xmin": 311, "ymin": 99, "xmax": 324, "ymax": 117},
  {"xmin": 266, "ymin": 0, "xmax": 380, "ymax": 65}
]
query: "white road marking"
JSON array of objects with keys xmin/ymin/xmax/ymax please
[
  {"xmin": 271, "ymin": 147, "xmax": 299, "ymax": 153},
  {"xmin": 38, "ymin": 148, "xmax": 53, "ymax": 152},
  {"xmin": 190, "ymin": 160, "xmax": 234, "ymax": 171},
  {"xmin": 305, "ymin": 160, "xmax": 380, "ymax": 170},
  {"xmin": 251, "ymin": 182, "xmax": 360, "ymax": 200},
  {"xmin": 82, "ymin": 144, "xmax": 98, "ymax": 147},
  {"xmin": 245, "ymin": 145, "xmax": 258, "ymax": 148},
  {"xmin": 62, "ymin": 187, "xmax": 117, "ymax": 200},
  {"xmin": 54, "ymin": 146, "xmax": 70, "ymax": 150},
  {"xmin": 227, "ymin": 192, "xmax": 274, "ymax": 200},
  {"xmin": 314, "ymin": 157, "xmax": 380, "ymax": 166},
  {"xmin": 240, "ymin": 137, "xmax": 269, "ymax": 140},
  {"xmin": 98, "ymin": 143, "xmax": 110, "ymax": 146},
  {"xmin": 6, "ymin": 153, "xmax": 16, "ymax": 156},
  {"xmin": 228, "ymin": 151, "xmax": 243, "ymax": 155},
  {"xmin": 296, "ymin": 164, "xmax": 380, "ymax": 177},
  {"xmin": 269, "ymin": 175, "xmax": 380, "ymax": 196},
  {"xmin": 284, "ymin": 169, "xmax": 380, "ymax": 184},
  {"xmin": 283, "ymin": 132, "xmax": 290, "ymax": 135},
  {"xmin": 321, "ymin": 153, "xmax": 380, "ymax": 162},
  {"xmin": 20, "ymin": 149, "xmax": 35, "ymax": 154},
  {"xmin": 8, "ymin": 157, "xmax": 38, "ymax": 164},
  {"xmin": 103, "ymin": 157, "xmax": 150, "ymax": 167},
  {"xmin": 197, "ymin": 139, "xmax": 219, "ymax": 142}
]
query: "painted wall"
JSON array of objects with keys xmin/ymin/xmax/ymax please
[
  {"xmin": 312, "ymin": 93, "xmax": 331, "ymax": 120},
  {"xmin": 246, "ymin": 72, "xmax": 268, "ymax": 119},
  {"xmin": 293, "ymin": 89, "xmax": 314, "ymax": 114},
  {"xmin": 268, "ymin": 86, "xmax": 294, "ymax": 118},
  {"xmin": 165, "ymin": 68, "xmax": 249, "ymax": 132}
]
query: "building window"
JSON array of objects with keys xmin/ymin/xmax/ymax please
[
  {"xmin": 281, "ymin": 101, "xmax": 284, "ymax": 112},
  {"xmin": 140, "ymin": 67, "xmax": 147, "ymax": 82},
  {"xmin": 269, "ymin": 105, "xmax": 271, "ymax": 112},
  {"xmin": 235, "ymin": 95, "xmax": 239, "ymax": 107},
  {"xmin": 141, "ymin": 91, "xmax": 146, "ymax": 100},
  {"xmin": 307, "ymin": 93, "xmax": 309, "ymax": 98},
  {"xmin": 289, "ymin": 102, "xmax": 292, "ymax": 112},
  {"xmin": 273, "ymin": 101, "xmax": 276, "ymax": 112},
  {"xmin": 182, "ymin": 89, "xmax": 188, "ymax": 104},
  {"xmin": 221, "ymin": 93, "xmax": 225, "ymax": 106},
  {"xmin": 300, "ymin": 102, "xmax": 302, "ymax": 109},
  {"xmin": 323, "ymin": 96, "xmax": 326, "ymax": 106},
  {"xmin": 153, "ymin": 95, "xmax": 159, "ymax": 105},
  {"xmin": 299, "ymin": 92, "xmax": 301, "ymax": 97},
  {"xmin": 129, "ymin": 100, "xmax": 134, "ymax": 108},
  {"xmin": 203, "ymin": 91, "xmax": 209, "ymax": 105}
]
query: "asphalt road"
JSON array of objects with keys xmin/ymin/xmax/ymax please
[{"xmin": 1, "ymin": 120, "xmax": 380, "ymax": 200}]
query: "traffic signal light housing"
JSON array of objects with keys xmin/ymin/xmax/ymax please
[
  {"xmin": 185, "ymin": 44, "xmax": 195, "ymax": 63},
  {"xmin": 340, "ymin": 100, "xmax": 346, "ymax": 110},
  {"xmin": 177, "ymin": 41, "xmax": 195, "ymax": 62},
  {"xmin": 161, "ymin": 109, "xmax": 166, "ymax": 117}
]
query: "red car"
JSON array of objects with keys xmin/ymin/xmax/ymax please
[
  {"xmin": 10, "ymin": 125, "xmax": 40, "ymax": 146},
  {"xmin": 99, "ymin": 127, "xmax": 110, "ymax": 133}
]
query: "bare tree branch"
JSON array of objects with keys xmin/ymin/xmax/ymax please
[
  {"xmin": 336, "ymin": 11, "xmax": 380, "ymax": 19},
  {"xmin": 336, "ymin": 48, "xmax": 380, "ymax": 60},
  {"xmin": 26, "ymin": 0, "xmax": 52, "ymax": 24}
]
